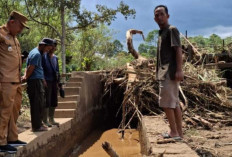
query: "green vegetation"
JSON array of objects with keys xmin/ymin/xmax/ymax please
[
  {"xmin": 184, "ymin": 34, "xmax": 232, "ymax": 53},
  {"xmin": 138, "ymin": 30, "xmax": 158, "ymax": 58},
  {"xmin": 0, "ymin": 0, "xmax": 136, "ymax": 72},
  {"xmin": 1, "ymin": 1, "xmax": 232, "ymax": 74}
]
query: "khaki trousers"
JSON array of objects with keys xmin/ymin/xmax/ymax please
[
  {"xmin": 159, "ymin": 75, "xmax": 179, "ymax": 109},
  {"xmin": 0, "ymin": 83, "xmax": 22, "ymax": 145}
]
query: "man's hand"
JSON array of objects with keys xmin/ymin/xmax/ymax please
[
  {"xmin": 58, "ymin": 83, "xmax": 63, "ymax": 89},
  {"xmin": 43, "ymin": 80, "xmax": 47, "ymax": 88},
  {"xmin": 21, "ymin": 75, "xmax": 27, "ymax": 83},
  {"xmin": 175, "ymin": 70, "xmax": 184, "ymax": 81},
  {"xmin": 174, "ymin": 46, "xmax": 183, "ymax": 82}
]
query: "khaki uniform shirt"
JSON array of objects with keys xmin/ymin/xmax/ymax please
[
  {"xmin": 0, "ymin": 25, "xmax": 22, "ymax": 82},
  {"xmin": 156, "ymin": 25, "xmax": 181, "ymax": 81}
]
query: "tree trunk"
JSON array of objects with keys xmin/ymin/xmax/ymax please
[{"xmin": 61, "ymin": 0, "xmax": 66, "ymax": 74}]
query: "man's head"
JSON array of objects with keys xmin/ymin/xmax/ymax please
[
  {"xmin": 49, "ymin": 40, "xmax": 57, "ymax": 54},
  {"xmin": 154, "ymin": 5, "xmax": 169, "ymax": 28},
  {"xmin": 38, "ymin": 38, "xmax": 54, "ymax": 54},
  {"xmin": 7, "ymin": 11, "xmax": 29, "ymax": 36}
]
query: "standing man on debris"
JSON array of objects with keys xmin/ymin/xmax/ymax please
[
  {"xmin": 22, "ymin": 38, "xmax": 53, "ymax": 132},
  {"xmin": 154, "ymin": 5, "xmax": 184, "ymax": 139},
  {"xmin": 42, "ymin": 40, "xmax": 61, "ymax": 127},
  {"xmin": 0, "ymin": 11, "xmax": 28, "ymax": 153}
]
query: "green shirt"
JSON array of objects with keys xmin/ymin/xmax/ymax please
[{"xmin": 156, "ymin": 25, "xmax": 181, "ymax": 80}]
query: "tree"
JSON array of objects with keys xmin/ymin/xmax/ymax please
[
  {"xmin": 145, "ymin": 30, "xmax": 159, "ymax": 44},
  {"xmin": 69, "ymin": 25, "xmax": 117, "ymax": 70},
  {"xmin": 23, "ymin": 0, "xmax": 136, "ymax": 74},
  {"xmin": 188, "ymin": 35, "xmax": 207, "ymax": 47},
  {"xmin": 209, "ymin": 34, "xmax": 222, "ymax": 49},
  {"xmin": 138, "ymin": 30, "xmax": 158, "ymax": 57},
  {"xmin": 225, "ymin": 36, "xmax": 232, "ymax": 44},
  {"xmin": 108, "ymin": 39, "xmax": 124, "ymax": 57},
  {"xmin": 187, "ymin": 34, "xmax": 224, "ymax": 53},
  {"xmin": 138, "ymin": 43, "xmax": 148, "ymax": 54}
]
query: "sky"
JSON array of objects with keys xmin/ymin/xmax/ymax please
[{"xmin": 80, "ymin": 0, "xmax": 232, "ymax": 49}]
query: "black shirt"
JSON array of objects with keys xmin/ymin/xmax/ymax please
[{"xmin": 156, "ymin": 25, "xmax": 181, "ymax": 80}]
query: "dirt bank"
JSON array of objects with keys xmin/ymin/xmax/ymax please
[{"xmin": 184, "ymin": 126, "xmax": 232, "ymax": 157}]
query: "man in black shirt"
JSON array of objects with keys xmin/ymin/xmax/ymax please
[{"xmin": 154, "ymin": 5, "xmax": 184, "ymax": 139}]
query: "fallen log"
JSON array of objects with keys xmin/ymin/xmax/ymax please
[
  {"xmin": 185, "ymin": 116, "xmax": 198, "ymax": 126},
  {"xmin": 126, "ymin": 29, "xmax": 145, "ymax": 59},
  {"xmin": 113, "ymin": 78, "xmax": 125, "ymax": 84},
  {"xmin": 192, "ymin": 116, "xmax": 213, "ymax": 129},
  {"xmin": 179, "ymin": 86, "xmax": 188, "ymax": 111},
  {"xmin": 102, "ymin": 141, "xmax": 119, "ymax": 157},
  {"xmin": 157, "ymin": 139, "xmax": 176, "ymax": 144}
]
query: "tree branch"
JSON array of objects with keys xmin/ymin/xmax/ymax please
[
  {"xmin": 67, "ymin": 19, "xmax": 96, "ymax": 31},
  {"xmin": 67, "ymin": 13, "xmax": 113, "ymax": 31},
  {"xmin": 24, "ymin": 0, "xmax": 62, "ymax": 39}
]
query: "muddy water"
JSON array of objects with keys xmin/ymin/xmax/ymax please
[{"xmin": 77, "ymin": 129, "xmax": 141, "ymax": 157}]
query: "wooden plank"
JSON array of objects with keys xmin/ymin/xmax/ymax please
[
  {"xmin": 204, "ymin": 62, "xmax": 232, "ymax": 69},
  {"xmin": 126, "ymin": 63, "xmax": 137, "ymax": 83}
]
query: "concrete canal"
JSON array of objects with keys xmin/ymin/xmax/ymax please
[
  {"xmin": 0, "ymin": 71, "xmax": 198, "ymax": 157},
  {"xmin": 75, "ymin": 128, "xmax": 141, "ymax": 157}
]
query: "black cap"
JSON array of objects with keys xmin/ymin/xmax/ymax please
[
  {"xmin": 53, "ymin": 40, "xmax": 57, "ymax": 46},
  {"xmin": 39, "ymin": 38, "xmax": 54, "ymax": 46}
]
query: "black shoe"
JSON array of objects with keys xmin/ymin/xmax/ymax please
[
  {"xmin": 8, "ymin": 140, "xmax": 27, "ymax": 147},
  {"xmin": 0, "ymin": 144, "xmax": 17, "ymax": 153}
]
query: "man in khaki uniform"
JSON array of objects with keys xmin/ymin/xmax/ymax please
[{"xmin": 0, "ymin": 11, "xmax": 29, "ymax": 153}]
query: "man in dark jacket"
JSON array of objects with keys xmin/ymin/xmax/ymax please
[{"xmin": 42, "ymin": 40, "xmax": 60, "ymax": 126}]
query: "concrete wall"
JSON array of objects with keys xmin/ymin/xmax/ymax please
[
  {"xmin": 139, "ymin": 116, "xmax": 199, "ymax": 157},
  {"xmin": 11, "ymin": 71, "xmax": 104, "ymax": 157},
  {"xmin": 72, "ymin": 71, "xmax": 104, "ymax": 121}
]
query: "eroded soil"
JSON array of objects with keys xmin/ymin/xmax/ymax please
[{"xmin": 184, "ymin": 126, "xmax": 232, "ymax": 157}]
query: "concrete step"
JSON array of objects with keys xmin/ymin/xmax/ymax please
[
  {"xmin": 140, "ymin": 116, "xmax": 198, "ymax": 157},
  {"xmin": 65, "ymin": 82, "xmax": 82, "ymax": 87},
  {"xmin": 54, "ymin": 109, "xmax": 75, "ymax": 118},
  {"xmin": 64, "ymin": 87, "xmax": 80, "ymax": 95},
  {"xmin": 70, "ymin": 72, "xmax": 82, "ymax": 77},
  {"xmin": 68, "ymin": 77, "xmax": 83, "ymax": 83},
  {"xmin": 58, "ymin": 95, "xmax": 79, "ymax": 102},
  {"xmin": 57, "ymin": 101, "xmax": 77, "ymax": 109},
  {"xmin": 15, "ymin": 118, "xmax": 72, "ymax": 157}
]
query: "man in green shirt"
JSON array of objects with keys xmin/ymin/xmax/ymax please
[{"xmin": 154, "ymin": 5, "xmax": 184, "ymax": 139}]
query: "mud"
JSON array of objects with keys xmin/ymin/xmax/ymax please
[
  {"xmin": 185, "ymin": 126, "xmax": 232, "ymax": 157},
  {"xmin": 77, "ymin": 128, "xmax": 141, "ymax": 157}
]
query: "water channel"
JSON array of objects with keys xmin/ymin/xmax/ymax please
[{"xmin": 76, "ymin": 128, "xmax": 141, "ymax": 157}]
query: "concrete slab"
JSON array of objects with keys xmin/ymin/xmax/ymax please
[
  {"xmin": 57, "ymin": 101, "xmax": 77, "ymax": 109},
  {"xmin": 66, "ymin": 82, "xmax": 82, "ymax": 87},
  {"xmin": 64, "ymin": 87, "xmax": 80, "ymax": 95},
  {"xmin": 0, "ymin": 118, "xmax": 72, "ymax": 157},
  {"xmin": 54, "ymin": 109, "xmax": 76, "ymax": 118},
  {"xmin": 18, "ymin": 118, "xmax": 72, "ymax": 144},
  {"xmin": 140, "ymin": 116, "xmax": 199, "ymax": 157},
  {"xmin": 58, "ymin": 95, "xmax": 79, "ymax": 102},
  {"xmin": 68, "ymin": 77, "xmax": 83, "ymax": 83}
]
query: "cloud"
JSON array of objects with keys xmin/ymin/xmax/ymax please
[
  {"xmin": 80, "ymin": 0, "xmax": 232, "ymax": 48},
  {"xmin": 191, "ymin": 25, "xmax": 232, "ymax": 39}
]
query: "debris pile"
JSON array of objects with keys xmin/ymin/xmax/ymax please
[
  {"xmin": 102, "ymin": 61, "xmax": 232, "ymax": 130},
  {"xmin": 102, "ymin": 29, "xmax": 232, "ymax": 131}
]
